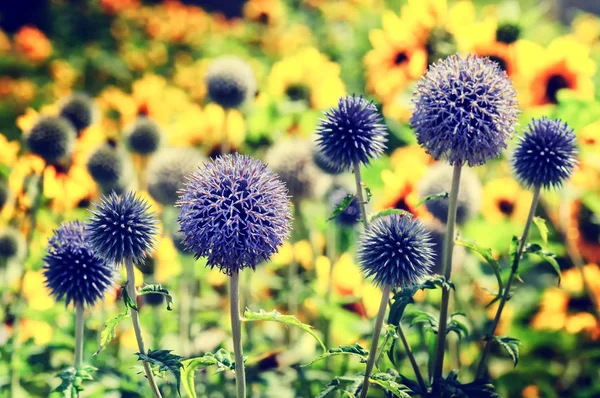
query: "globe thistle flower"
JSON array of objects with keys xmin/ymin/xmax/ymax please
[
  {"xmin": 177, "ymin": 154, "xmax": 292, "ymax": 275},
  {"xmin": 125, "ymin": 117, "xmax": 162, "ymax": 155},
  {"xmin": 313, "ymin": 147, "xmax": 345, "ymax": 175},
  {"xmin": 0, "ymin": 227, "xmax": 25, "ymax": 261},
  {"xmin": 418, "ymin": 163, "xmax": 482, "ymax": 225},
  {"xmin": 357, "ymin": 214, "xmax": 434, "ymax": 287},
  {"xmin": 43, "ymin": 221, "xmax": 114, "ymax": 306},
  {"xmin": 265, "ymin": 139, "xmax": 321, "ymax": 201},
  {"xmin": 135, "ymin": 256, "xmax": 155, "ymax": 276},
  {"xmin": 87, "ymin": 144, "xmax": 128, "ymax": 188},
  {"xmin": 512, "ymin": 117, "xmax": 578, "ymax": 190},
  {"xmin": 496, "ymin": 22, "xmax": 521, "ymax": 45},
  {"xmin": 59, "ymin": 94, "xmax": 97, "ymax": 134},
  {"xmin": 26, "ymin": 116, "xmax": 76, "ymax": 165},
  {"xmin": 86, "ymin": 192, "xmax": 158, "ymax": 265},
  {"xmin": 205, "ymin": 56, "xmax": 257, "ymax": 109},
  {"xmin": 0, "ymin": 179, "xmax": 8, "ymax": 211},
  {"xmin": 147, "ymin": 147, "xmax": 205, "ymax": 206},
  {"xmin": 410, "ymin": 54, "xmax": 519, "ymax": 167},
  {"xmin": 316, "ymin": 95, "xmax": 387, "ymax": 172},
  {"xmin": 328, "ymin": 186, "xmax": 361, "ymax": 227}
]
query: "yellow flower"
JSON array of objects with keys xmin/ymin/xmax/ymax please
[
  {"xmin": 172, "ymin": 59, "xmax": 209, "ymax": 103},
  {"xmin": 362, "ymin": 283, "xmax": 384, "ymax": 319},
  {"xmin": 0, "ymin": 134, "xmax": 20, "ymax": 167},
  {"xmin": 23, "ymin": 270, "xmax": 54, "ymax": 311},
  {"xmin": 294, "ymin": 240, "xmax": 314, "ymax": 270},
  {"xmin": 155, "ymin": 236, "xmax": 181, "ymax": 283},
  {"xmin": 18, "ymin": 319, "xmax": 53, "ymax": 345},
  {"xmin": 332, "ymin": 253, "xmax": 363, "ymax": 297},
  {"xmin": 260, "ymin": 24, "xmax": 313, "ymax": 56},
  {"xmin": 271, "ymin": 241, "xmax": 293, "ymax": 265},
  {"xmin": 571, "ymin": 13, "xmax": 600, "ymax": 46},
  {"xmin": 267, "ymin": 47, "xmax": 345, "ymax": 110},
  {"xmin": 482, "ymin": 178, "xmax": 532, "ymax": 224}
]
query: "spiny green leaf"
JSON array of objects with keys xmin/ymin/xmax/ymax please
[
  {"xmin": 525, "ymin": 243, "xmax": 561, "ymax": 285},
  {"xmin": 94, "ymin": 310, "xmax": 130, "ymax": 355},
  {"xmin": 122, "ymin": 282, "xmax": 138, "ymax": 312},
  {"xmin": 494, "ymin": 336, "xmax": 520, "ymax": 367},
  {"xmin": 243, "ymin": 309, "xmax": 326, "ymax": 352},
  {"xmin": 138, "ymin": 284, "xmax": 174, "ymax": 311},
  {"xmin": 52, "ymin": 366, "xmax": 98, "ymax": 398},
  {"xmin": 377, "ymin": 324, "xmax": 398, "ymax": 367},
  {"xmin": 316, "ymin": 376, "xmax": 362, "ymax": 398},
  {"xmin": 181, "ymin": 349, "xmax": 236, "ymax": 398},
  {"xmin": 370, "ymin": 208, "xmax": 412, "ymax": 223},
  {"xmin": 328, "ymin": 194, "xmax": 356, "ymax": 222},
  {"xmin": 416, "ymin": 191, "xmax": 449, "ymax": 208},
  {"xmin": 302, "ymin": 343, "xmax": 368, "ymax": 367},
  {"xmin": 533, "ymin": 217, "xmax": 549, "ymax": 247},
  {"xmin": 456, "ymin": 239, "xmax": 503, "ymax": 304},
  {"xmin": 137, "ymin": 349, "xmax": 183, "ymax": 396},
  {"xmin": 364, "ymin": 186, "xmax": 372, "ymax": 203},
  {"xmin": 369, "ymin": 373, "xmax": 412, "ymax": 398}
]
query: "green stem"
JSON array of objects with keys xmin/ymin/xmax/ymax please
[
  {"xmin": 432, "ymin": 164, "xmax": 462, "ymax": 391},
  {"xmin": 125, "ymin": 259, "xmax": 163, "ymax": 398},
  {"xmin": 74, "ymin": 303, "xmax": 85, "ymax": 369},
  {"xmin": 353, "ymin": 162, "xmax": 368, "ymax": 230},
  {"xmin": 398, "ymin": 324, "xmax": 427, "ymax": 394},
  {"xmin": 230, "ymin": 271, "xmax": 246, "ymax": 398},
  {"xmin": 475, "ymin": 186, "xmax": 541, "ymax": 379},
  {"xmin": 221, "ymin": 110, "xmax": 230, "ymax": 155}
]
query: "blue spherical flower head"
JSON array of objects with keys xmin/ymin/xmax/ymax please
[
  {"xmin": 410, "ymin": 54, "xmax": 519, "ymax": 167},
  {"xmin": 512, "ymin": 117, "xmax": 577, "ymax": 189},
  {"xmin": 43, "ymin": 221, "xmax": 114, "ymax": 307},
  {"xmin": 86, "ymin": 191, "xmax": 158, "ymax": 265},
  {"xmin": 316, "ymin": 95, "xmax": 388, "ymax": 172},
  {"xmin": 358, "ymin": 214, "xmax": 434, "ymax": 287},
  {"xmin": 177, "ymin": 154, "xmax": 292, "ymax": 275}
]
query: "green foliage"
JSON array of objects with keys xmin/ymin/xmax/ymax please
[
  {"xmin": 416, "ymin": 191, "xmax": 449, "ymax": 207},
  {"xmin": 456, "ymin": 238, "xmax": 503, "ymax": 305},
  {"xmin": 94, "ymin": 309, "xmax": 131, "ymax": 355},
  {"xmin": 364, "ymin": 185, "xmax": 372, "ymax": 203},
  {"xmin": 136, "ymin": 349, "xmax": 183, "ymax": 396},
  {"xmin": 316, "ymin": 375, "xmax": 363, "ymax": 398},
  {"xmin": 243, "ymin": 309, "xmax": 326, "ymax": 351},
  {"xmin": 52, "ymin": 366, "xmax": 97, "ymax": 398},
  {"xmin": 525, "ymin": 243, "xmax": 562, "ymax": 285},
  {"xmin": 533, "ymin": 216, "xmax": 549, "ymax": 247},
  {"xmin": 122, "ymin": 281, "xmax": 138, "ymax": 312},
  {"xmin": 494, "ymin": 336, "xmax": 521, "ymax": 368},
  {"xmin": 437, "ymin": 370, "xmax": 501, "ymax": 398},
  {"xmin": 446, "ymin": 313, "xmax": 469, "ymax": 338},
  {"xmin": 369, "ymin": 372, "xmax": 412, "ymax": 398},
  {"xmin": 370, "ymin": 208, "xmax": 413, "ymax": 223},
  {"xmin": 328, "ymin": 194, "xmax": 356, "ymax": 222},
  {"xmin": 138, "ymin": 283, "xmax": 174, "ymax": 311},
  {"xmin": 302, "ymin": 343, "xmax": 368, "ymax": 367},
  {"xmin": 182, "ymin": 349, "xmax": 237, "ymax": 398},
  {"xmin": 388, "ymin": 275, "xmax": 453, "ymax": 326}
]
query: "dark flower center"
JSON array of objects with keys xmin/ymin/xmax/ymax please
[
  {"xmin": 425, "ymin": 28, "xmax": 457, "ymax": 64},
  {"xmin": 496, "ymin": 23, "xmax": 521, "ymax": 44},
  {"xmin": 498, "ymin": 199, "xmax": 515, "ymax": 216},
  {"xmin": 488, "ymin": 55, "xmax": 508, "ymax": 73},
  {"xmin": 394, "ymin": 51, "xmax": 409, "ymax": 65},
  {"xmin": 578, "ymin": 204, "xmax": 600, "ymax": 244},
  {"xmin": 137, "ymin": 103, "xmax": 150, "ymax": 116},
  {"xmin": 257, "ymin": 12, "xmax": 269, "ymax": 24},
  {"xmin": 545, "ymin": 74, "xmax": 570, "ymax": 104},
  {"xmin": 285, "ymin": 84, "xmax": 310, "ymax": 102},
  {"xmin": 393, "ymin": 196, "xmax": 412, "ymax": 213},
  {"xmin": 568, "ymin": 295, "xmax": 597, "ymax": 314}
]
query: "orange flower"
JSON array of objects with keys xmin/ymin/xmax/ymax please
[
  {"xmin": 14, "ymin": 26, "xmax": 52, "ymax": 63},
  {"xmin": 100, "ymin": 0, "xmax": 140, "ymax": 14}
]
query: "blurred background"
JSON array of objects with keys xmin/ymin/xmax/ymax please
[{"xmin": 0, "ymin": 0, "xmax": 600, "ymax": 397}]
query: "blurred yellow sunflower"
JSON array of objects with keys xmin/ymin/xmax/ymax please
[
  {"xmin": 569, "ymin": 200, "xmax": 600, "ymax": 264},
  {"xmin": 244, "ymin": 0, "xmax": 286, "ymax": 26},
  {"xmin": 482, "ymin": 178, "xmax": 532, "ymax": 224}
]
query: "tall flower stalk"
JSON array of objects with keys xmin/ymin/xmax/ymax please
[{"xmin": 229, "ymin": 271, "xmax": 246, "ymax": 397}]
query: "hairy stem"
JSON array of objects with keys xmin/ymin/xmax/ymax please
[
  {"xmin": 74, "ymin": 303, "xmax": 85, "ymax": 369},
  {"xmin": 353, "ymin": 162, "xmax": 369, "ymax": 230},
  {"xmin": 432, "ymin": 164, "xmax": 462, "ymax": 390},
  {"xmin": 230, "ymin": 271, "xmax": 246, "ymax": 397},
  {"xmin": 475, "ymin": 186, "xmax": 540, "ymax": 379},
  {"xmin": 360, "ymin": 285, "xmax": 392, "ymax": 398},
  {"xmin": 125, "ymin": 259, "xmax": 163, "ymax": 398},
  {"xmin": 398, "ymin": 324, "xmax": 427, "ymax": 394}
]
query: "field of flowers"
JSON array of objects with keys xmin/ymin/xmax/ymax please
[{"xmin": 1, "ymin": 0, "xmax": 600, "ymax": 397}]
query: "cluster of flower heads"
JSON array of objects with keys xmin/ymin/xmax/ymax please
[
  {"xmin": 177, "ymin": 154, "xmax": 292, "ymax": 275},
  {"xmin": 512, "ymin": 117, "xmax": 578, "ymax": 190},
  {"xmin": 86, "ymin": 191, "xmax": 158, "ymax": 265},
  {"xmin": 410, "ymin": 54, "xmax": 519, "ymax": 167},
  {"xmin": 316, "ymin": 95, "xmax": 388, "ymax": 171},
  {"xmin": 43, "ymin": 221, "xmax": 114, "ymax": 307}
]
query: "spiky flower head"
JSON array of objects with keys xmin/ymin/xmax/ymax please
[
  {"xmin": 313, "ymin": 147, "xmax": 345, "ymax": 175},
  {"xmin": 125, "ymin": 117, "xmax": 162, "ymax": 155},
  {"xmin": 177, "ymin": 154, "xmax": 292, "ymax": 275},
  {"xmin": 512, "ymin": 117, "xmax": 577, "ymax": 190},
  {"xmin": 205, "ymin": 56, "xmax": 257, "ymax": 109},
  {"xmin": 59, "ymin": 93, "xmax": 97, "ymax": 134},
  {"xmin": 87, "ymin": 144, "xmax": 128, "ymax": 188},
  {"xmin": 0, "ymin": 179, "xmax": 8, "ymax": 211},
  {"xmin": 86, "ymin": 192, "xmax": 158, "ymax": 265},
  {"xmin": 43, "ymin": 221, "xmax": 114, "ymax": 307},
  {"xmin": 418, "ymin": 163, "xmax": 482, "ymax": 225},
  {"xmin": 410, "ymin": 54, "xmax": 519, "ymax": 167},
  {"xmin": 358, "ymin": 214, "xmax": 434, "ymax": 287},
  {"xmin": 148, "ymin": 147, "xmax": 205, "ymax": 206},
  {"xmin": 316, "ymin": 95, "xmax": 388, "ymax": 172},
  {"xmin": 328, "ymin": 186, "xmax": 361, "ymax": 227},
  {"xmin": 26, "ymin": 116, "xmax": 76, "ymax": 165},
  {"xmin": 0, "ymin": 227, "xmax": 25, "ymax": 261}
]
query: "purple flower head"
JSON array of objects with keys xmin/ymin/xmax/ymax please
[
  {"xmin": 410, "ymin": 54, "xmax": 519, "ymax": 167},
  {"xmin": 86, "ymin": 192, "xmax": 158, "ymax": 265},
  {"xmin": 177, "ymin": 154, "xmax": 292, "ymax": 275},
  {"xmin": 358, "ymin": 214, "xmax": 434, "ymax": 288},
  {"xmin": 316, "ymin": 95, "xmax": 388, "ymax": 172},
  {"xmin": 313, "ymin": 146, "xmax": 345, "ymax": 175},
  {"xmin": 43, "ymin": 221, "xmax": 114, "ymax": 307},
  {"xmin": 26, "ymin": 116, "xmax": 76, "ymax": 165},
  {"xmin": 512, "ymin": 117, "xmax": 577, "ymax": 190}
]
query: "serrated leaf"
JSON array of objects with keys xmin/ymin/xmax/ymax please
[
  {"xmin": 370, "ymin": 208, "xmax": 413, "ymax": 223},
  {"xmin": 328, "ymin": 194, "xmax": 356, "ymax": 222},
  {"xmin": 404, "ymin": 309, "xmax": 438, "ymax": 333},
  {"xmin": 416, "ymin": 191, "xmax": 449, "ymax": 208},
  {"xmin": 525, "ymin": 243, "xmax": 561, "ymax": 285},
  {"xmin": 364, "ymin": 186, "xmax": 372, "ymax": 203},
  {"xmin": 369, "ymin": 373, "xmax": 412, "ymax": 398},
  {"xmin": 456, "ymin": 239, "xmax": 503, "ymax": 305},
  {"xmin": 494, "ymin": 336, "xmax": 520, "ymax": 368},
  {"xmin": 138, "ymin": 284, "xmax": 173, "ymax": 311},
  {"xmin": 387, "ymin": 275, "xmax": 451, "ymax": 326},
  {"xmin": 302, "ymin": 343, "xmax": 368, "ymax": 367},
  {"xmin": 533, "ymin": 217, "xmax": 549, "ymax": 247},
  {"xmin": 122, "ymin": 282, "xmax": 138, "ymax": 312},
  {"xmin": 377, "ymin": 324, "xmax": 398, "ymax": 367},
  {"xmin": 52, "ymin": 366, "xmax": 98, "ymax": 398},
  {"xmin": 243, "ymin": 309, "xmax": 326, "ymax": 351},
  {"xmin": 137, "ymin": 349, "xmax": 183, "ymax": 396},
  {"xmin": 94, "ymin": 309, "xmax": 130, "ymax": 355},
  {"xmin": 316, "ymin": 376, "xmax": 363, "ymax": 398},
  {"xmin": 181, "ymin": 349, "xmax": 236, "ymax": 398}
]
